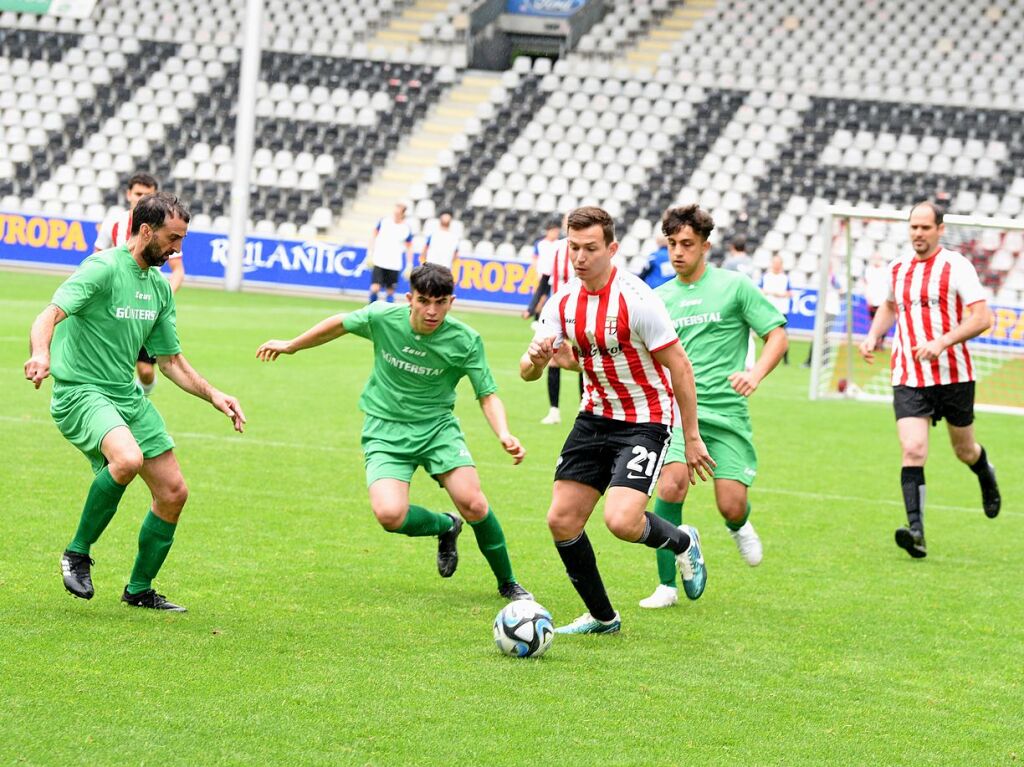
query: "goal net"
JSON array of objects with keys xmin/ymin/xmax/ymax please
[{"xmin": 809, "ymin": 205, "xmax": 1024, "ymax": 416}]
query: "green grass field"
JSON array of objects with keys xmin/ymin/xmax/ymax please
[{"xmin": 1, "ymin": 270, "xmax": 1021, "ymax": 766}]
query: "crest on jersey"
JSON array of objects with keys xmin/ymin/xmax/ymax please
[{"xmin": 605, "ymin": 316, "xmax": 618, "ymax": 335}]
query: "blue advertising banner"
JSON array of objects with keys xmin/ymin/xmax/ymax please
[
  {"xmin": 3, "ymin": 210, "xmax": 1022, "ymax": 348},
  {"xmin": 505, "ymin": 0, "xmax": 586, "ymax": 17},
  {"xmin": 0, "ymin": 210, "xmax": 543, "ymax": 310}
]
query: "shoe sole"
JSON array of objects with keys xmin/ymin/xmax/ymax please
[
  {"xmin": 894, "ymin": 528, "xmax": 927, "ymax": 558},
  {"xmin": 638, "ymin": 600, "xmax": 677, "ymax": 609}
]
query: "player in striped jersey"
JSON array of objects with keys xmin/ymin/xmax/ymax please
[
  {"xmin": 520, "ymin": 206, "xmax": 715, "ymax": 635},
  {"xmin": 94, "ymin": 173, "xmax": 185, "ymax": 396},
  {"xmin": 859, "ymin": 201, "xmax": 1001, "ymax": 558}
]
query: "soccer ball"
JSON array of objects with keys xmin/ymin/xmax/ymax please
[{"xmin": 493, "ymin": 599, "xmax": 554, "ymax": 658}]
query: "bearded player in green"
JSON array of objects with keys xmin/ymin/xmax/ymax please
[
  {"xmin": 256, "ymin": 263, "xmax": 533, "ymax": 601},
  {"xmin": 24, "ymin": 193, "xmax": 246, "ymax": 612},
  {"xmin": 640, "ymin": 205, "xmax": 789, "ymax": 608}
]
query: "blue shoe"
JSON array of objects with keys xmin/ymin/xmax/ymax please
[
  {"xmin": 554, "ymin": 611, "xmax": 621, "ymax": 635},
  {"xmin": 676, "ymin": 525, "xmax": 707, "ymax": 600}
]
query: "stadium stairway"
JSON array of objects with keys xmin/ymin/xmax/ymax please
[
  {"xmin": 369, "ymin": 0, "xmax": 451, "ymax": 54},
  {"xmin": 327, "ymin": 69, "xmax": 503, "ymax": 246},
  {"xmin": 624, "ymin": 0, "xmax": 717, "ymax": 70}
]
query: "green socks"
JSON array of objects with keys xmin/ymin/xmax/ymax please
[
  {"xmin": 469, "ymin": 509, "xmax": 514, "ymax": 586},
  {"xmin": 394, "ymin": 504, "xmax": 454, "ymax": 537},
  {"xmin": 725, "ymin": 502, "xmax": 752, "ymax": 532},
  {"xmin": 67, "ymin": 466, "xmax": 128, "ymax": 555},
  {"xmin": 127, "ymin": 510, "xmax": 177, "ymax": 595},
  {"xmin": 653, "ymin": 498, "xmax": 683, "ymax": 587}
]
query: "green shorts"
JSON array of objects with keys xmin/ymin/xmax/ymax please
[
  {"xmin": 665, "ymin": 412, "xmax": 757, "ymax": 486},
  {"xmin": 50, "ymin": 383, "xmax": 175, "ymax": 474},
  {"xmin": 361, "ymin": 413, "xmax": 474, "ymax": 488}
]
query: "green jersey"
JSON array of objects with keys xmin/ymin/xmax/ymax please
[
  {"xmin": 655, "ymin": 265, "xmax": 785, "ymax": 418},
  {"xmin": 50, "ymin": 245, "xmax": 180, "ymax": 397},
  {"xmin": 342, "ymin": 303, "xmax": 497, "ymax": 422}
]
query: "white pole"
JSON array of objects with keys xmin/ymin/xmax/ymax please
[
  {"xmin": 225, "ymin": 0, "xmax": 263, "ymax": 292},
  {"xmin": 808, "ymin": 211, "xmax": 833, "ymax": 400}
]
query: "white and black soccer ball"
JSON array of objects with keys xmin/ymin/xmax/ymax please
[{"xmin": 493, "ymin": 599, "xmax": 554, "ymax": 658}]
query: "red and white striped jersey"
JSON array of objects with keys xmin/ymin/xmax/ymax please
[
  {"xmin": 536, "ymin": 267, "xmax": 679, "ymax": 425},
  {"xmin": 887, "ymin": 247, "xmax": 986, "ymax": 387},
  {"xmin": 549, "ymin": 237, "xmax": 574, "ymax": 293},
  {"xmin": 93, "ymin": 209, "xmax": 182, "ymax": 261},
  {"xmin": 94, "ymin": 209, "xmax": 132, "ymax": 251}
]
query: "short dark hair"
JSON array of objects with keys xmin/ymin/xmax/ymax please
[
  {"xmin": 130, "ymin": 192, "xmax": 191, "ymax": 235},
  {"xmin": 910, "ymin": 200, "xmax": 945, "ymax": 225},
  {"xmin": 567, "ymin": 206, "xmax": 615, "ymax": 245},
  {"xmin": 409, "ymin": 262, "xmax": 454, "ymax": 297},
  {"xmin": 546, "ymin": 219, "xmax": 562, "ymax": 231},
  {"xmin": 729, "ymin": 234, "xmax": 747, "ymax": 252},
  {"xmin": 661, "ymin": 204, "xmax": 715, "ymax": 241},
  {"xmin": 126, "ymin": 172, "xmax": 159, "ymax": 191}
]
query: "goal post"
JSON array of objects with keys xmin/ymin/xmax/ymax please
[{"xmin": 809, "ymin": 205, "xmax": 1024, "ymax": 416}]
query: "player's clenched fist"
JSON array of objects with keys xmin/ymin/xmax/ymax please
[{"xmin": 526, "ymin": 337, "xmax": 555, "ymax": 367}]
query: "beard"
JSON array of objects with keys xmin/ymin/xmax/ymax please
[{"xmin": 141, "ymin": 241, "xmax": 168, "ymax": 267}]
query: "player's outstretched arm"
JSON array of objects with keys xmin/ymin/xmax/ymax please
[
  {"xmin": 478, "ymin": 393, "xmax": 525, "ymax": 465},
  {"xmin": 157, "ymin": 353, "xmax": 246, "ymax": 432},
  {"xmin": 519, "ymin": 337, "xmax": 555, "ymax": 381},
  {"xmin": 255, "ymin": 314, "xmax": 348, "ymax": 361},
  {"xmin": 653, "ymin": 342, "xmax": 715, "ymax": 484},
  {"xmin": 24, "ymin": 304, "xmax": 67, "ymax": 389},
  {"xmin": 728, "ymin": 326, "xmax": 788, "ymax": 397},
  {"xmin": 859, "ymin": 300, "xmax": 897, "ymax": 363}
]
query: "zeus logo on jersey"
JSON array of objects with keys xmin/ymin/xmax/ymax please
[
  {"xmin": 115, "ymin": 306, "xmax": 157, "ymax": 320},
  {"xmin": 674, "ymin": 312, "xmax": 722, "ymax": 328},
  {"xmin": 135, "ymin": 291, "xmax": 152, "ymax": 301},
  {"xmin": 401, "ymin": 345, "xmax": 426, "ymax": 357},
  {"xmin": 678, "ymin": 298, "xmax": 703, "ymax": 307}
]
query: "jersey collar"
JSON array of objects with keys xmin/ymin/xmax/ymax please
[{"xmin": 581, "ymin": 266, "xmax": 616, "ymax": 296}]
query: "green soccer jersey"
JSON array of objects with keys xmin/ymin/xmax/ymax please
[
  {"xmin": 655, "ymin": 266, "xmax": 785, "ymax": 418},
  {"xmin": 342, "ymin": 302, "xmax": 498, "ymax": 422},
  {"xmin": 50, "ymin": 245, "xmax": 180, "ymax": 396}
]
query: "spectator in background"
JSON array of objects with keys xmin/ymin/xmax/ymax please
[
  {"xmin": 367, "ymin": 202, "xmax": 414, "ymax": 304},
  {"xmin": 722, "ymin": 234, "xmax": 755, "ymax": 279},
  {"xmin": 862, "ymin": 253, "xmax": 890, "ymax": 350},
  {"xmin": 422, "ymin": 211, "xmax": 460, "ymax": 270},
  {"xmin": 522, "ymin": 220, "xmax": 561, "ymax": 322},
  {"xmin": 760, "ymin": 254, "xmax": 791, "ymax": 365},
  {"xmin": 723, "ymin": 235, "xmax": 757, "ymax": 369},
  {"xmin": 638, "ymin": 234, "xmax": 673, "ymax": 289}
]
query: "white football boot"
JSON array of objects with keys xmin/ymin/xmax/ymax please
[
  {"xmin": 638, "ymin": 584, "xmax": 678, "ymax": 609},
  {"xmin": 729, "ymin": 521, "xmax": 763, "ymax": 566}
]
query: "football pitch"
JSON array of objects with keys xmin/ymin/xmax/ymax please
[{"xmin": 1, "ymin": 270, "xmax": 1021, "ymax": 766}]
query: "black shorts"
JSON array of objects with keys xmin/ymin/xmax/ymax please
[
  {"xmin": 371, "ymin": 266, "xmax": 400, "ymax": 289},
  {"xmin": 554, "ymin": 412, "xmax": 671, "ymax": 496},
  {"xmin": 137, "ymin": 346, "xmax": 157, "ymax": 364},
  {"xmin": 893, "ymin": 382, "xmax": 975, "ymax": 427}
]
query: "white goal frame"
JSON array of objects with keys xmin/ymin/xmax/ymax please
[{"xmin": 809, "ymin": 204, "xmax": 1024, "ymax": 416}]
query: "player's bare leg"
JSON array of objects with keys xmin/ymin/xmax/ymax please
[
  {"xmin": 123, "ymin": 450, "xmax": 189, "ymax": 611},
  {"xmin": 715, "ymin": 479, "xmax": 762, "ymax": 566},
  {"xmin": 61, "ymin": 426, "xmax": 141, "ymax": 599},
  {"xmin": 440, "ymin": 466, "xmax": 531, "ymax": 599},
  {"xmin": 368, "ymin": 478, "xmax": 462, "ymax": 577},
  {"xmin": 137, "ymin": 360, "xmax": 156, "ymax": 396},
  {"xmin": 947, "ymin": 423, "xmax": 1000, "ymax": 518}
]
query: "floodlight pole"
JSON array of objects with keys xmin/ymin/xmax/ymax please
[{"xmin": 225, "ymin": 0, "xmax": 263, "ymax": 292}]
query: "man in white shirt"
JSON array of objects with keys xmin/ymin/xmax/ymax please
[
  {"xmin": 522, "ymin": 221, "xmax": 561, "ymax": 321},
  {"xmin": 421, "ymin": 211, "xmax": 460, "ymax": 270},
  {"xmin": 367, "ymin": 202, "xmax": 414, "ymax": 303},
  {"xmin": 760, "ymin": 254, "xmax": 791, "ymax": 364}
]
